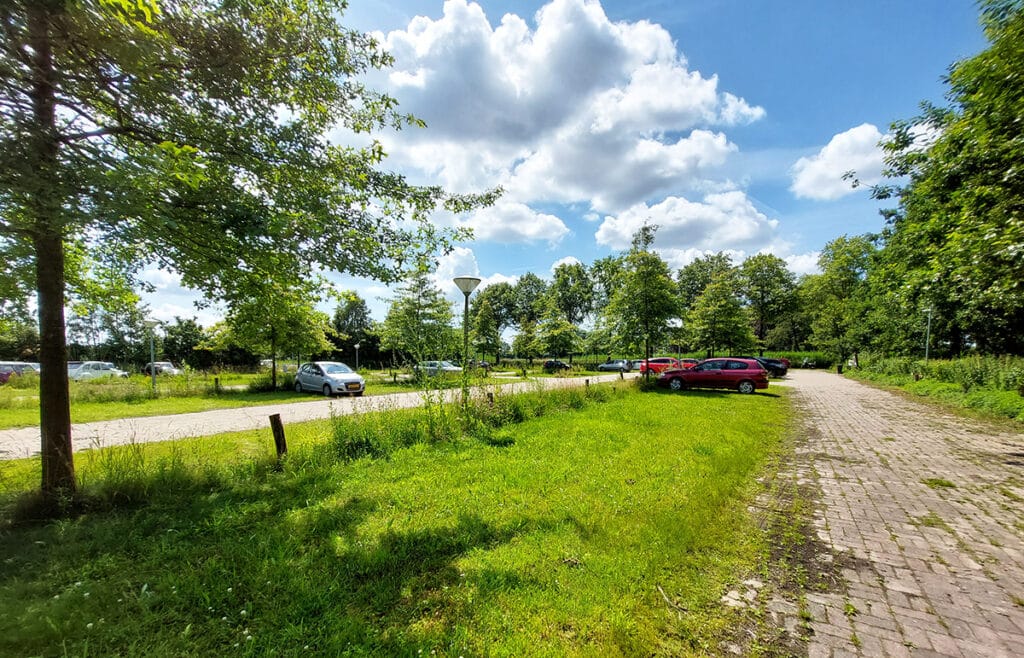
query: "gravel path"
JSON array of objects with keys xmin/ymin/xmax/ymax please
[
  {"xmin": 0, "ymin": 374, "xmax": 626, "ymax": 461},
  {"xmin": 778, "ymin": 369, "xmax": 1024, "ymax": 657}
]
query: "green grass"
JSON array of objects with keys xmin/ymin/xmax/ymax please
[
  {"xmin": 0, "ymin": 371, "xmax": 548, "ymax": 430},
  {"xmin": 846, "ymin": 370, "xmax": 1024, "ymax": 424},
  {"xmin": 0, "ymin": 385, "xmax": 789, "ymax": 656}
]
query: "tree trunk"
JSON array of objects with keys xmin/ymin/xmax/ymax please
[
  {"xmin": 29, "ymin": 4, "xmax": 76, "ymax": 497},
  {"xmin": 36, "ymin": 231, "xmax": 75, "ymax": 495}
]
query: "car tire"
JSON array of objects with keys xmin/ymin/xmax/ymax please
[
  {"xmin": 669, "ymin": 378, "xmax": 684, "ymax": 391},
  {"xmin": 295, "ymin": 381, "xmax": 303, "ymax": 393},
  {"xmin": 737, "ymin": 380, "xmax": 755, "ymax": 394},
  {"xmin": 323, "ymin": 384, "xmax": 332, "ymax": 397}
]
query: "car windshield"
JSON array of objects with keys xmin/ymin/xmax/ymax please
[
  {"xmin": 323, "ymin": 364, "xmax": 353, "ymax": 374},
  {"xmin": 439, "ymin": 361, "xmax": 457, "ymax": 368}
]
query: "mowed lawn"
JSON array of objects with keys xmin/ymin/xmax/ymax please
[{"xmin": 0, "ymin": 385, "xmax": 789, "ymax": 656}]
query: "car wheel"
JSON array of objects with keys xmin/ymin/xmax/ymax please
[
  {"xmin": 295, "ymin": 380, "xmax": 303, "ymax": 393},
  {"xmin": 669, "ymin": 378, "xmax": 684, "ymax": 391},
  {"xmin": 323, "ymin": 384, "xmax": 333, "ymax": 397},
  {"xmin": 737, "ymin": 380, "xmax": 755, "ymax": 394}
]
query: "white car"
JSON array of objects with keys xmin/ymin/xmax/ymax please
[
  {"xmin": 143, "ymin": 361, "xmax": 183, "ymax": 376},
  {"xmin": 71, "ymin": 361, "xmax": 129, "ymax": 381},
  {"xmin": 295, "ymin": 361, "xmax": 365, "ymax": 397},
  {"xmin": 414, "ymin": 360, "xmax": 463, "ymax": 377}
]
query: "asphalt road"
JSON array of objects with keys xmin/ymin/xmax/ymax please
[{"xmin": 0, "ymin": 374, "xmax": 629, "ymax": 460}]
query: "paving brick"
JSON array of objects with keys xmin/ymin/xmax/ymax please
[{"xmin": 776, "ymin": 371, "xmax": 1024, "ymax": 658}]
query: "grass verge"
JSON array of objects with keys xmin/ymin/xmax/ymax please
[
  {"xmin": 0, "ymin": 384, "xmax": 788, "ymax": 656},
  {"xmin": 845, "ymin": 369, "xmax": 1024, "ymax": 424}
]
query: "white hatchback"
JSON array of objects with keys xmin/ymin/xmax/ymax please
[{"xmin": 71, "ymin": 361, "xmax": 129, "ymax": 381}]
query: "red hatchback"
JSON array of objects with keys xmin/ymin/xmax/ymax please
[{"xmin": 656, "ymin": 358, "xmax": 769, "ymax": 394}]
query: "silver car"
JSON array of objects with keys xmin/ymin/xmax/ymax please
[
  {"xmin": 71, "ymin": 361, "xmax": 129, "ymax": 381},
  {"xmin": 295, "ymin": 361, "xmax": 365, "ymax": 397},
  {"xmin": 414, "ymin": 360, "xmax": 463, "ymax": 377}
]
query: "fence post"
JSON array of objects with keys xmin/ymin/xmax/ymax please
[
  {"xmin": 269, "ymin": 413, "xmax": 287, "ymax": 462},
  {"xmin": 487, "ymin": 392, "xmax": 494, "ymax": 407}
]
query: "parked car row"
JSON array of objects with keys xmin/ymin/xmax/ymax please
[
  {"xmin": 655, "ymin": 358, "xmax": 770, "ymax": 394},
  {"xmin": 0, "ymin": 361, "xmax": 39, "ymax": 384}
]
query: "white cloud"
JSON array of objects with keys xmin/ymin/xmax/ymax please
[
  {"xmin": 371, "ymin": 0, "xmax": 763, "ymax": 213},
  {"xmin": 785, "ymin": 252, "xmax": 821, "ymax": 276},
  {"xmin": 595, "ymin": 191, "xmax": 780, "ymax": 254},
  {"xmin": 790, "ymin": 123, "xmax": 884, "ymax": 200},
  {"xmin": 464, "ymin": 202, "xmax": 569, "ymax": 245},
  {"xmin": 550, "ymin": 256, "xmax": 581, "ymax": 274}
]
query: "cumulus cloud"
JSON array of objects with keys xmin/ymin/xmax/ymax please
[
  {"xmin": 785, "ymin": 252, "xmax": 821, "ymax": 276},
  {"xmin": 595, "ymin": 191, "xmax": 780, "ymax": 254},
  {"xmin": 790, "ymin": 123, "xmax": 884, "ymax": 200},
  {"xmin": 463, "ymin": 202, "xmax": 569, "ymax": 245},
  {"xmin": 550, "ymin": 256, "xmax": 582, "ymax": 273},
  {"xmin": 371, "ymin": 0, "xmax": 763, "ymax": 213}
]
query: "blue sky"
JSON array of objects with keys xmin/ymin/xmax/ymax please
[{"xmin": 143, "ymin": 0, "xmax": 986, "ymax": 325}]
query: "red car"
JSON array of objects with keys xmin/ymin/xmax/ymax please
[
  {"xmin": 637, "ymin": 357, "xmax": 681, "ymax": 374},
  {"xmin": 656, "ymin": 358, "xmax": 769, "ymax": 394}
]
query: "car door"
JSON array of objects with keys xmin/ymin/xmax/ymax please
[
  {"xmin": 297, "ymin": 363, "xmax": 312, "ymax": 391},
  {"xmin": 689, "ymin": 359, "xmax": 724, "ymax": 387}
]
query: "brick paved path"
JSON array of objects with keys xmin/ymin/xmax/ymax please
[{"xmin": 783, "ymin": 370, "xmax": 1024, "ymax": 658}]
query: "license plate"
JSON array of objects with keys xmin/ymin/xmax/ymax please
[{"xmin": 346, "ymin": 383, "xmax": 360, "ymax": 390}]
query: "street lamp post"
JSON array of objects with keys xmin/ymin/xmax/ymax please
[
  {"xmin": 353, "ymin": 342, "xmax": 361, "ymax": 371},
  {"xmin": 144, "ymin": 320, "xmax": 158, "ymax": 397},
  {"xmin": 923, "ymin": 308, "xmax": 933, "ymax": 364},
  {"xmin": 453, "ymin": 276, "xmax": 481, "ymax": 414}
]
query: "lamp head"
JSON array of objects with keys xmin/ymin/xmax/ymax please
[{"xmin": 453, "ymin": 276, "xmax": 482, "ymax": 295}]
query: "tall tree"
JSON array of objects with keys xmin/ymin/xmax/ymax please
[
  {"xmin": 512, "ymin": 317, "xmax": 540, "ymax": 364},
  {"xmin": 739, "ymin": 253, "xmax": 797, "ymax": 353},
  {"xmin": 865, "ymin": 0, "xmax": 1024, "ymax": 354},
  {"xmin": 0, "ymin": 0, "xmax": 494, "ymax": 497},
  {"xmin": 676, "ymin": 252, "xmax": 735, "ymax": 315},
  {"xmin": 225, "ymin": 278, "xmax": 333, "ymax": 389},
  {"xmin": 512, "ymin": 272, "xmax": 548, "ymax": 327},
  {"xmin": 549, "ymin": 261, "xmax": 594, "ymax": 325},
  {"xmin": 471, "ymin": 298, "xmax": 501, "ymax": 364},
  {"xmin": 589, "ymin": 255, "xmax": 625, "ymax": 316},
  {"xmin": 807, "ymin": 236, "xmax": 875, "ymax": 365},
  {"xmin": 536, "ymin": 297, "xmax": 578, "ymax": 359},
  {"xmin": 471, "ymin": 281, "xmax": 517, "ymax": 335},
  {"xmin": 601, "ymin": 226, "xmax": 680, "ymax": 372},
  {"xmin": 685, "ymin": 271, "xmax": 755, "ymax": 357},
  {"xmin": 162, "ymin": 316, "xmax": 204, "ymax": 368},
  {"xmin": 378, "ymin": 270, "xmax": 455, "ymax": 365}
]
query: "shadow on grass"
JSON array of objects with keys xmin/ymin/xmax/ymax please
[
  {"xmin": 647, "ymin": 387, "xmax": 782, "ymax": 399},
  {"xmin": 0, "ymin": 460, "xmax": 563, "ymax": 654}
]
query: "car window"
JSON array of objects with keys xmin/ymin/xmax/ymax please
[
  {"xmin": 324, "ymin": 364, "xmax": 352, "ymax": 374},
  {"xmin": 725, "ymin": 360, "xmax": 747, "ymax": 370}
]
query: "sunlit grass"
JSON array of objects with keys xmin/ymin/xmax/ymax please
[{"xmin": 0, "ymin": 385, "xmax": 789, "ymax": 656}]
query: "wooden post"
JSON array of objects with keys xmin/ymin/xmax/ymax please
[
  {"xmin": 585, "ymin": 379, "xmax": 590, "ymax": 388},
  {"xmin": 214, "ymin": 376, "xmax": 221, "ymax": 393},
  {"xmin": 269, "ymin": 413, "xmax": 287, "ymax": 461},
  {"xmin": 487, "ymin": 392, "xmax": 494, "ymax": 407}
]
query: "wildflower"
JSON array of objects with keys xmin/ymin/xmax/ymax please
[
  {"xmin": 86, "ymin": 623, "xmax": 93, "ymax": 629},
  {"xmin": 240, "ymin": 609, "xmax": 247, "ymax": 616}
]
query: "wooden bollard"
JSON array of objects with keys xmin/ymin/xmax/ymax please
[
  {"xmin": 585, "ymin": 379, "xmax": 590, "ymax": 388},
  {"xmin": 270, "ymin": 413, "xmax": 287, "ymax": 460},
  {"xmin": 487, "ymin": 392, "xmax": 494, "ymax": 407},
  {"xmin": 619, "ymin": 371, "xmax": 624, "ymax": 380},
  {"xmin": 214, "ymin": 376, "xmax": 221, "ymax": 393}
]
